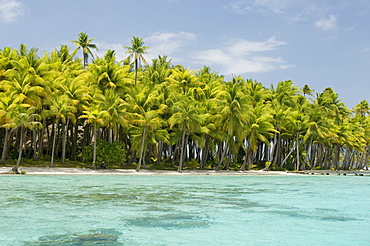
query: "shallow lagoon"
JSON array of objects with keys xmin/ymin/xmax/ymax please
[{"xmin": 1, "ymin": 175, "xmax": 369, "ymax": 245}]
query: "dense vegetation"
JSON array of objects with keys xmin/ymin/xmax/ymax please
[{"xmin": 1, "ymin": 33, "xmax": 369, "ymax": 173}]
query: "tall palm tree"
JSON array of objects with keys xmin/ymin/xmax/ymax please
[
  {"xmin": 239, "ymin": 80, "xmax": 275, "ymax": 171},
  {"xmin": 72, "ymin": 32, "xmax": 98, "ymax": 67},
  {"xmin": 124, "ymin": 36, "xmax": 149, "ymax": 85},
  {"xmin": 169, "ymin": 98, "xmax": 208, "ymax": 172},
  {"xmin": 212, "ymin": 76, "xmax": 248, "ymax": 170},
  {"xmin": 79, "ymin": 98, "xmax": 105, "ymax": 169},
  {"xmin": 42, "ymin": 94, "xmax": 76, "ymax": 168},
  {"xmin": 130, "ymin": 110, "xmax": 169, "ymax": 171},
  {"xmin": 302, "ymin": 84, "xmax": 314, "ymax": 97},
  {"xmin": 7, "ymin": 105, "xmax": 41, "ymax": 173},
  {"xmin": 240, "ymin": 104, "xmax": 276, "ymax": 171},
  {"xmin": 354, "ymin": 100, "xmax": 370, "ymax": 125}
]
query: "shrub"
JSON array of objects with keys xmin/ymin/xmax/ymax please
[{"xmin": 81, "ymin": 140, "xmax": 126, "ymax": 165}]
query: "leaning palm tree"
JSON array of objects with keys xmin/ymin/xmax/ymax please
[
  {"xmin": 7, "ymin": 105, "xmax": 41, "ymax": 173},
  {"xmin": 124, "ymin": 36, "xmax": 149, "ymax": 85},
  {"xmin": 71, "ymin": 32, "xmax": 98, "ymax": 67}
]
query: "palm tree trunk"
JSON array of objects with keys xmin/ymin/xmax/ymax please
[
  {"xmin": 83, "ymin": 52, "xmax": 88, "ymax": 67},
  {"xmin": 0, "ymin": 128, "xmax": 9, "ymax": 164},
  {"xmin": 272, "ymin": 133, "xmax": 281, "ymax": 166},
  {"xmin": 214, "ymin": 141, "xmax": 228, "ymax": 171},
  {"xmin": 71, "ymin": 122, "xmax": 78, "ymax": 161},
  {"xmin": 142, "ymin": 142, "xmax": 149, "ymax": 170},
  {"xmin": 50, "ymin": 118, "xmax": 59, "ymax": 168},
  {"xmin": 200, "ymin": 135, "xmax": 210, "ymax": 169},
  {"xmin": 296, "ymin": 134, "xmax": 300, "ymax": 171},
  {"xmin": 156, "ymin": 141, "xmax": 163, "ymax": 166},
  {"xmin": 134, "ymin": 59, "xmax": 138, "ymax": 85},
  {"xmin": 136, "ymin": 127, "xmax": 147, "ymax": 172},
  {"xmin": 32, "ymin": 128, "xmax": 37, "ymax": 160},
  {"xmin": 12, "ymin": 127, "xmax": 24, "ymax": 174},
  {"xmin": 92, "ymin": 122, "xmax": 97, "ymax": 169},
  {"xmin": 240, "ymin": 143, "xmax": 253, "ymax": 171},
  {"xmin": 240, "ymin": 145, "xmax": 248, "ymax": 171},
  {"xmin": 281, "ymin": 144, "xmax": 295, "ymax": 167},
  {"xmin": 177, "ymin": 126, "xmax": 187, "ymax": 172},
  {"xmin": 363, "ymin": 147, "xmax": 369, "ymax": 170},
  {"xmin": 62, "ymin": 118, "xmax": 69, "ymax": 164},
  {"xmin": 269, "ymin": 133, "xmax": 277, "ymax": 162},
  {"xmin": 37, "ymin": 120, "xmax": 46, "ymax": 160}
]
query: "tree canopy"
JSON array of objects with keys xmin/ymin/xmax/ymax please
[{"xmin": 1, "ymin": 35, "xmax": 369, "ymax": 173}]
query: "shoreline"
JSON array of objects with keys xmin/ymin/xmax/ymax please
[{"xmin": 0, "ymin": 167, "xmax": 298, "ymax": 176}]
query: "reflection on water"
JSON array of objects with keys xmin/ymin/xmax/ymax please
[{"xmin": 0, "ymin": 175, "xmax": 369, "ymax": 245}]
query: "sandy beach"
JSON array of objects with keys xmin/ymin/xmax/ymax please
[{"xmin": 0, "ymin": 167, "xmax": 297, "ymax": 176}]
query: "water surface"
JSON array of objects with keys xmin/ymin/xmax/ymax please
[{"xmin": 1, "ymin": 175, "xmax": 369, "ymax": 245}]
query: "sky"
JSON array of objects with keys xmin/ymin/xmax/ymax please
[{"xmin": 1, "ymin": 0, "xmax": 370, "ymax": 108}]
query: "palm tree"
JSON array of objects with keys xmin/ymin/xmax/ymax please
[
  {"xmin": 79, "ymin": 99, "xmax": 105, "ymax": 169},
  {"xmin": 284, "ymin": 109, "xmax": 310, "ymax": 170},
  {"xmin": 302, "ymin": 84, "xmax": 314, "ymax": 97},
  {"xmin": 43, "ymin": 94, "xmax": 76, "ymax": 168},
  {"xmin": 88, "ymin": 51, "xmax": 132, "ymax": 93},
  {"xmin": 167, "ymin": 65, "xmax": 198, "ymax": 94},
  {"xmin": 0, "ymin": 93, "xmax": 16, "ymax": 163},
  {"xmin": 354, "ymin": 100, "xmax": 370, "ymax": 125},
  {"xmin": 124, "ymin": 36, "xmax": 149, "ymax": 85},
  {"xmin": 6, "ymin": 105, "xmax": 41, "ymax": 173},
  {"xmin": 124, "ymin": 82, "xmax": 167, "ymax": 170},
  {"xmin": 168, "ymin": 98, "xmax": 208, "ymax": 172},
  {"xmin": 239, "ymin": 80, "xmax": 275, "ymax": 171},
  {"xmin": 98, "ymin": 88, "xmax": 128, "ymax": 143},
  {"xmin": 72, "ymin": 32, "xmax": 98, "ymax": 67},
  {"xmin": 212, "ymin": 76, "xmax": 248, "ymax": 170},
  {"xmin": 269, "ymin": 80, "xmax": 300, "ymax": 167},
  {"xmin": 130, "ymin": 110, "xmax": 169, "ymax": 171},
  {"xmin": 240, "ymin": 104, "xmax": 276, "ymax": 171},
  {"xmin": 1, "ymin": 54, "xmax": 45, "ymax": 109},
  {"xmin": 50, "ymin": 50, "xmax": 90, "ymax": 161}
]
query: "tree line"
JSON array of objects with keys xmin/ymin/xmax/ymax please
[{"xmin": 1, "ymin": 33, "xmax": 369, "ymax": 173}]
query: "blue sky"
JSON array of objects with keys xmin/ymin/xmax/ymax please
[{"xmin": 1, "ymin": 0, "xmax": 370, "ymax": 108}]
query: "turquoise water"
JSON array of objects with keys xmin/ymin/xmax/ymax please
[{"xmin": 0, "ymin": 175, "xmax": 369, "ymax": 246}]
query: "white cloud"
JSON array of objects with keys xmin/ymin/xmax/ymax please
[
  {"xmin": 225, "ymin": 1, "xmax": 253, "ymax": 14},
  {"xmin": 92, "ymin": 31, "xmax": 196, "ymax": 63},
  {"xmin": 94, "ymin": 42, "xmax": 126, "ymax": 61},
  {"xmin": 315, "ymin": 14, "xmax": 337, "ymax": 31},
  {"xmin": 190, "ymin": 37, "xmax": 291, "ymax": 75},
  {"xmin": 253, "ymin": 0, "xmax": 292, "ymax": 14},
  {"xmin": 225, "ymin": 0, "xmax": 296, "ymax": 15},
  {"xmin": 92, "ymin": 34, "xmax": 291, "ymax": 76},
  {"xmin": 145, "ymin": 31, "xmax": 196, "ymax": 61},
  {"xmin": 225, "ymin": 0, "xmax": 341, "ymax": 29},
  {"xmin": 0, "ymin": 0, "xmax": 24, "ymax": 23}
]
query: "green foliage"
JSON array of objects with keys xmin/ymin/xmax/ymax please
[
  {"xmin": 184, "ymin": 159, "xmax": 199, "ymax": 169},
  {"xmin": 270, "ymin": 163, "xmax": 286, "ymax": 171},
  {"xmin": 265, "ymin": 161, "xmax": 272, "ymax": 170},
  {"xmin": 82, "ymin": 140, "xmax": 126, "ymax": 165},
  {"xmin": 1, "ymin": 42, "xmax": 369, "ymax": 172}
]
